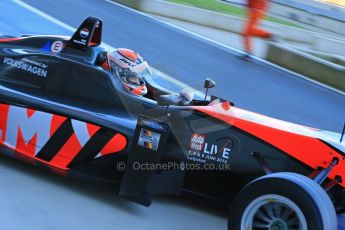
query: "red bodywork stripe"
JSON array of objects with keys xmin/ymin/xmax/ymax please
[
  {"xmin": 49, "ymin": 134, "xmax": 83, "ymax": 169},
  {"xmin": 100, "ymin": 133, "xmax": 127, "ymax": 156},
  {"xmin": 0, "ymin": 104, "xmax": 10, "ymax": 143},
  {"xmin": 194, "ymin": 103, "xmax": 345, "ymax": 187},
  {"xmin": 0, "ymin": 37, "xmax": 24, "ymax": 43},
  {"xmin": 0, "ymin": 103, "xmax": 128, "ymax": 174},
  {"xmin": 50, "ymin": 124, "xmax": 100, "ymax": 168}
]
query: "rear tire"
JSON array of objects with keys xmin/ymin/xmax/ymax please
[{"xmin": 228, "ymin": 172, "xmax": 337, "ymax": 230}]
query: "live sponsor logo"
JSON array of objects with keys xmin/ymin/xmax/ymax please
[
  {"xmin": 190, "ymin": 133, "xmax": 205, "ymax": 151},
  {"xmin": 188, "ymin": 133, "xmax": 232, "ymax": 164}
]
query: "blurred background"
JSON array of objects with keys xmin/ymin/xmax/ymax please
[{"xmin": 122, "ymin": 0, "xmax": 345, "ymax": 95}]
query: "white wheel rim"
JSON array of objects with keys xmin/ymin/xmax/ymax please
[{"xmin": 241, "ymin": 194, "xmax": 308, "ymax": 230}]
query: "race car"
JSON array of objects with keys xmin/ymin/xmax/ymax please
[{"xmin": 0, "ymin": 16, "xmax": 344, "ymax": 230}]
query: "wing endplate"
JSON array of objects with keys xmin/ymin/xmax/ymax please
[{"xmin": 67, "ymin": 16, "xmax": 103, "ymax": 50}]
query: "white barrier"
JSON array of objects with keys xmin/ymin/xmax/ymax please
[{"xmin": 266, "ymin": 43, "xmax": 345, "ymax": 91}]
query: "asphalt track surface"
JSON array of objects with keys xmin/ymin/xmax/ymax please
[
  {"xmin": 19, "ymin": 0, "xmax": 345, "ymax": 133},
  {"xmin": 0, "ymin": 0, "xmax": 345, "ymax": 229}
]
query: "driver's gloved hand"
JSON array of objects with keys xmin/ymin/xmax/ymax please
[{"xmin": 178, "ymin": 90, "xmax": 194, "ymax": 105}]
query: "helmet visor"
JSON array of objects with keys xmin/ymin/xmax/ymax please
[{"xmin": 129, "ymin": 61, "xmax": 152, "ymax": 79}]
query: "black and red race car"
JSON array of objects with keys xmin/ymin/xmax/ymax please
[{"xmin": 0, "ymin": 16, "xmax": 344, "ymax": 230}]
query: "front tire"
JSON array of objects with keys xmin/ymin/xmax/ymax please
[{"xmin": 228, "ymin": 172, "xmax": 337, "ymax": 230}]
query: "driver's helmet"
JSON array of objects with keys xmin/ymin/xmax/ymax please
[{"xmin": 101, "ymin": 48, "xmax": 150, "ymax": 96}]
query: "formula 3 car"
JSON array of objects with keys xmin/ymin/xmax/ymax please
[{"xmin": 0, "ymin": 16, "xmax": 344, "ymax": 230}]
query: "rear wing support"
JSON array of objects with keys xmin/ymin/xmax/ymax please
[{"xmin": 67, "ymin": 16, "xmax": 103, "ymax": 51}]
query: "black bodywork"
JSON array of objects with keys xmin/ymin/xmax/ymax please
[{"xmin": 1, "ymin": 17, "xmax": 343, "ymax": 210}]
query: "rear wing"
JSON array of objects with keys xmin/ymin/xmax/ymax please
[{"xmin": 67, "ymin": 16, "xmax": 103, "ymax": 50}]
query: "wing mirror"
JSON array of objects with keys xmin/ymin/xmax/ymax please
[
  {"xmin": 204, "ymin": 78, "xmax": 216, "ymax": 89},
  {"xmin": 204, "ymin": 78, "xmax": 216, "ymax": 100}
]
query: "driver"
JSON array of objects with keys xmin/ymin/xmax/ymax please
[
  {"xmin": 98, "ymin": 48, "xmax": 195, "ymax": 105},
  {"xmin": 99, "ymin": 48, "xmax": 151, "ymax": 96}
]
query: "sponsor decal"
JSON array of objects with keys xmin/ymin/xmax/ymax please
[
  {"xmin": 188, "ymin": 134, "xmax": 232, "ymax": 164},
  {"xmin": 4, "ymin": 105, "xmax": 53, "ymax": 155},
  {"xmin": 73, "ymin": 39, "xmax": 87, "ymax": 45},
  {"xmin": 2, "ymin": 57, "xmax": 48, "ymax": 78},
  {"xmin": 22, "ymin": 58, "xmax": 48, "ymax": 68},
  {"xmin": 138, "ymin": 117, "xmax": 167, "ymax": 132},
  {"xmin": 120, "ymin": 58, "xmax": 135, "ymax": 67},
  {"xmin": 80, "ymin": 28, "xmax": 90, "ymax": 39},
  {"xmin": 190, "ymin": 133, "xmax": 205, "ymax": 151},
  {"xmin": 0, "ymin": 104, "xmax": 127, "ymax": 168},
  {"xmin": 137, "ymin": 128, "xmax": 161, "ymax": 151},
  {"xmin": 51, "ymin": 41, "xmax": 64, "ymax": 53},
  {"xmin": 130, "ymin": 61, "xmax": 149, "ymax": 73}
]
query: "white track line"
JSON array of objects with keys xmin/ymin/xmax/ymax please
[
  {"xmin": 12, "ymin": 0, "xmax": 75, "ymax": 32},
  {"xmin": 13, "ymin": 0, "xmax": 345, "ymax": 97},
  {"xmin": 103, "ymin": 0, "xmax": 345, "ymax": 97},
  {"xmin": 11, "ymin": 0, "xmax": 205, "ymax": 98}
]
